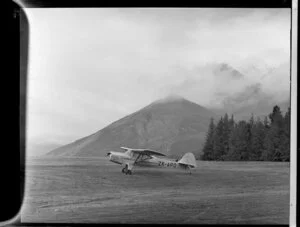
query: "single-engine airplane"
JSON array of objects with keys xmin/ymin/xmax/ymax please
[{"xmin": 107, "ymin": 147, "xmax": 197, "ymax": 175}]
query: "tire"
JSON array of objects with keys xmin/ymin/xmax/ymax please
[{"xmin": 123, "ymin": 164, "xmax": 128, "ymax": 174}]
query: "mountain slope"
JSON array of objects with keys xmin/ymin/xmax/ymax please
[{"xmin": 47, "ymin": 96, "xmax": 217, "ymax": 158}]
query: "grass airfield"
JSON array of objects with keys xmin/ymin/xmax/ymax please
[{"xmin": 21, "ymin": 157, "xmax": 289, "ymax": 224}]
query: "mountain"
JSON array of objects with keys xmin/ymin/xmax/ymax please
[
  {"xmin": 211, "ymin": 82, "xmax": 290, "ymax": 121},
  {"xmin": 27, "ymin": 141, "xmax": 63, "ymax": 157},
  {"xmin": 212, "ymin": 63, "xmax": 244, "ymax": 79},
  {"xmin": 47, "ymin": 96, "xmax": 217, "ymax": 158}
]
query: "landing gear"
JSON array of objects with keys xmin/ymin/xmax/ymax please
[{"xmin": 122, "ymin": 165, "xmax": 132, "ymax": 175}]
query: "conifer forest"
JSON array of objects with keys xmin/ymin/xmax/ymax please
[{"xmin": 202, "ymin": 106, "xmax": 290, "ymax": 161}]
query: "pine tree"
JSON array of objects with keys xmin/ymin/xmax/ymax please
[
  {"xmin": 249, "ymin": 113, "xmax": 255, "ymax": 127},
  {"xmin": 202, "ymin": 118, "xmax": 215, "ymax": 160},
  {"xmin": 240, "ymin": 120, "xmax": 250, "ymax": 160},
  {"xmin": 222, "ymin": 113, "xmax": 230, "ymax": 160},
  {"xmin": 229, "ymin": 114, "xmax": 235, "ymax": 128},
  {"xmin": 247, "ymin": 114, "xmax": 255, "ymax": 160},
  {"xmin": 223, "ymin": 114, "xmax": 236, "ymax": 161},
  {"xmin": 262, "ymin": 105, "xmax": 285, "ymax": 161},
  {"xmin": 262, "ymin": 127, "xmax": 277, "ymax": 161},
  {"xmin": 260, "ymin": 116, "xmax": 270, "ymax": 161},
  {"xmin": 263, "ymin": 116, "xmax": 270, "ymax": 129},
  {"xmin": 228, "ymin": 121, "xmax": 249, "ymax": 160},
  {"xmin": 213, "ymin": 117, "xmax": 224, "ymax": 160},
  {"xmin": 281, "ymin": 107, "xmax": 291, "ymax": 161},
  {"xmin": 250, "ymin": 118, "xmax": 265, "ymax": 160},
  {"xmin": 269, "ymin": 105, "xmax": 282, "ymax": 124},
  {"xmin": 227, "ymin": 122, "xmax": 238, "ymax": 160}
]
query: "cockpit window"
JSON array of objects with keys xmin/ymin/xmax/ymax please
[{"xmin": 141, "ymin": 155, "xmax": 152, "ymax": 161}]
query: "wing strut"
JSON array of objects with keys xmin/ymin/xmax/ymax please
[{"xmin": 134, "ymin": 153, "xmax": 142, "ymax": 164}]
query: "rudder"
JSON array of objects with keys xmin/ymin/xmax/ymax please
[{"xmin": 177, "ymin": 152, "xmax": 197, "ymax": 168}]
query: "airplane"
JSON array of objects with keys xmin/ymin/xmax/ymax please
[{"xmin": 106, "ymin": 147, "xmax": 197, "ymax": 175}]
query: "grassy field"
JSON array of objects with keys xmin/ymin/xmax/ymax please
[{"xmin": 21, "ymin": 157, "xmax": 290, "ymax": 224}]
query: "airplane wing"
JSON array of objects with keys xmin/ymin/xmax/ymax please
[
  {"xmin": 120, "ymin": 146, "xmax": 131, "ymax": 151},
  {"xmin": 132, "ymin": 149, "xmax": 166, "ymax": 157},
  {"xmin": 120, "ymin": 147, "xmax": 166, "ymax": 157}
]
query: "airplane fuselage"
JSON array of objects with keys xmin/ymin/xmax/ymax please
[{"xmin": 108, "ymin": 151, "xmax": 183, "ymax": 169}]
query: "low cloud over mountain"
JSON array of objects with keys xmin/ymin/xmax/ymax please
[
  {"xmin": 46, "ymin": 60, "xmax": 290, "ymax": 158},
  {"xmin": 26, "ymin": 8, "xmax": 290, "ymax": 157},
  {"xmin": 211, "ymin": 82, "xmax": 290, "ymax": 121}
]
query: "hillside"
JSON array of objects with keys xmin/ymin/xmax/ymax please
[{"xmin": 47, "ymin": 96, "xmax": 217, "ymax": 158}]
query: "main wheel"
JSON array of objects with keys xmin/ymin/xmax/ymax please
[
  {"xmin": 123, "ymin": 165, "xmax": 128, "ymax": 174},
  {"xmin": 127, "ymin": 170, "xmax": 132, "ymax": 175}
]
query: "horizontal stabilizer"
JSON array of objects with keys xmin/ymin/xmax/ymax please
[{"xmin": 178, "ymin": 152, "xmax": 197, "ymax": 168}]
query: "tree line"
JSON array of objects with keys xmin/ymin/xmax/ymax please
[{"xmin": 202, "ymin": 105, "xmax": 290, "ymax": 161}]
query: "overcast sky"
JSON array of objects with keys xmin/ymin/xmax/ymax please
[{"xmin": 24, "ymin": 8, "xmax": 291, "ymax": 156}]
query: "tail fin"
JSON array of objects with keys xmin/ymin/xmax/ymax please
[{"xmin": 177, "ymin": 152, "xmax": 197, "ymax": 168}]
